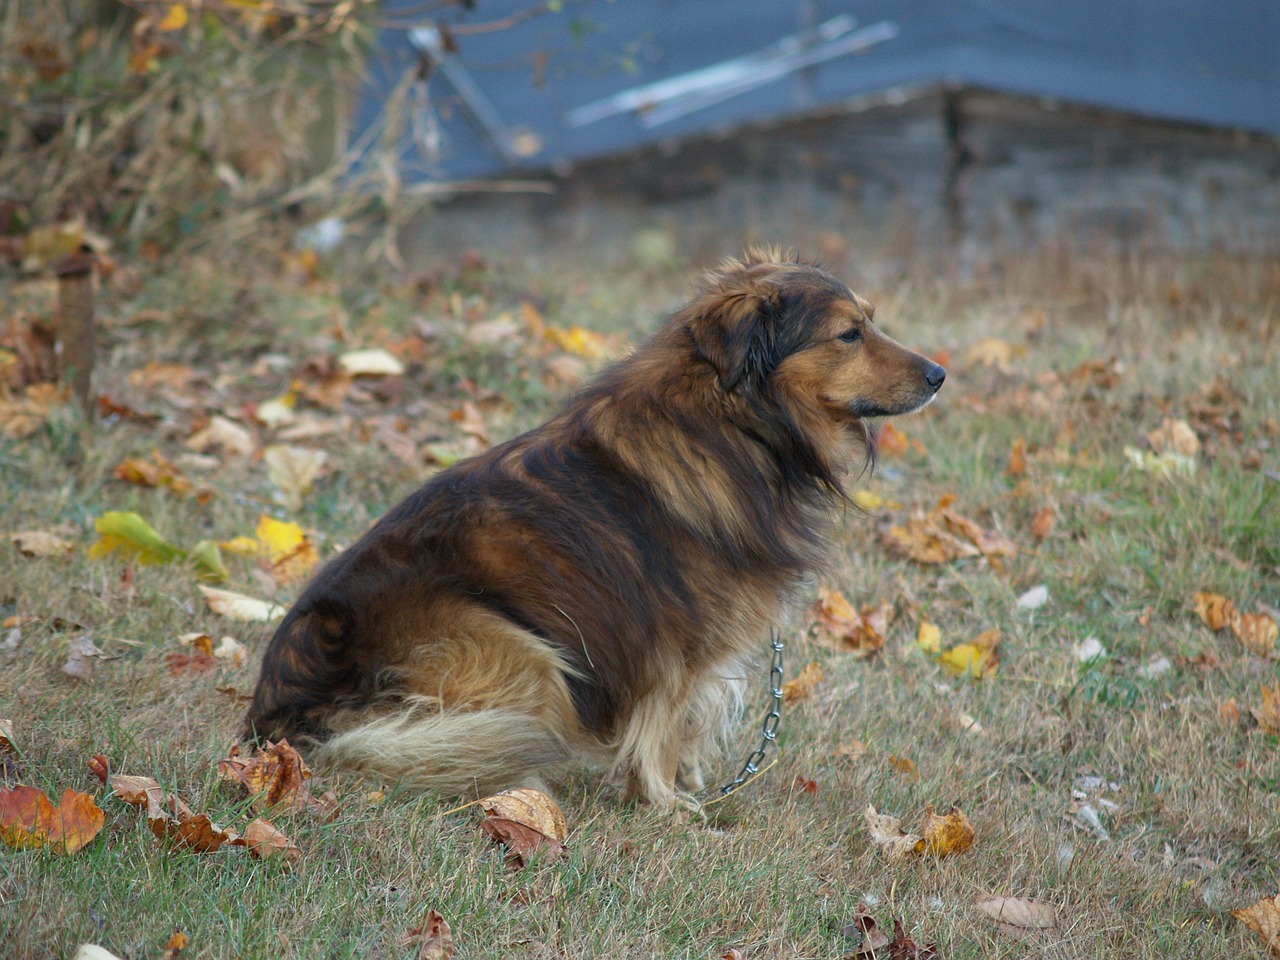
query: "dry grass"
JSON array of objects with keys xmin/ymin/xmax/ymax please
[{"xmin": 1, "ymin": 237, "xmax": 1278, "ymax": 959}]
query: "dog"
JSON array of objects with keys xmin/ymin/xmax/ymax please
[{"xmin": 245, "ymin": 248, "xmax": 944, "ymax": 808}]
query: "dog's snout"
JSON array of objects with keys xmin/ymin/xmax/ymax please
[{"xmin": 924, "ymin": 361, "xmax": 946, "ymax": 392}]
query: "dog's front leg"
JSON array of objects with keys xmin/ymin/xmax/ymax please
[{"xmin": 619, "ymin": 684, "xmax": 690, "ymax": 810}]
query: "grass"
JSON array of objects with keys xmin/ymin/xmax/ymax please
[{"xmin": 2, "ymin": 235, "xmax": 1278, "ymax": 960}]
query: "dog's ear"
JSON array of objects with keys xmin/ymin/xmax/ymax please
[{"xmin": 688, "ymin": 280, "xmax": 783, "ymax": 392}]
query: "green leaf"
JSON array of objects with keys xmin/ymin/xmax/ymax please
[{"xmin": 88, "ymin": 511, "xmax": 185, "ymax": 565}]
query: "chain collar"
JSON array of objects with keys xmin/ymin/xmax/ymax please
[{"xmin": 712, "ymin": 631, "xmax": 784, "ymax": 797}]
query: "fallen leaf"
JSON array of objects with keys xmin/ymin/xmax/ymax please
[
  {"xmin": 163, "ymin": 652, "xmax": 218, "ymax": 676},
  {"xmin": 972, "ymin": 895, "xmax": 1058, "ymax": 929},
  {"xmin": 1147, "ymin": 418, "xmax": 1200, "ymax": 458},
  {"xmin": 877, "ymin": 421, "xmax": 910, "ymax": 457},
  {"xmin": 338, "ymin": 348, "xmax": 405, "ymax": 376},
  {"xmin": 966, "ymin": 337, "xmax": 1020, "ymax": 371},
  {"xmin": 916, "ymin": 620, "xmax": 942, "ymax": 655},
  {"xmin": 88, "ymin": 511, "xmax": 184, "ymax": 565},
  {"xmin": 478, "ymin": 787, "xmax": 567, "ymax": 841},
  {"xmin": 1231, "ymin": 611, "xmax": 1278, "ymax": 657},
  {"xmin": 401, "ymin": 909, "xmax": 456, "ymax": 960},
  {"xmin": 162, "ymin": 928, "xmax": 189, "ymax": 958},
  {"xmin": 238, "ymin": 817, "xmax": 301, "ymax": 862},
  {"xmin": 0, "ymin": 383, "xmax": 67, "ymax": 438},
  {"xmin": 545, "ymin": 324, "xmax": 607, "ymax": 359},
  {"xmin": 882, "ymin": 918, "xmax": 938, "ymax": 959},
  {"xmin": 217, "ymin": 740, "xmax": 314, "ymax": 814},
  {"xmin": 1251, "ymin": 684, "xmax": 1280, "ymax": 736},
  {"xmin": 0, "ymin": 785, "xmax": 104, "ymax": 854},
  {"xmin": 1030, "ymin": 505, "xmax": 1056, "ymax": 541},
  {"xmin": 810, "ymin": 588, "xmax": 891, "ymax": 658},
  {"xmin": 252, "ymin": 515, "xmax": 320, "ymax": 584},
  {"xmin": 937, "ymin": 629, "xmax": 1001, "ymax": 679},
  {"xmin": 1195, "ymin": 592, "xmax": 1236, "ymax": 631},
  {"xmin": 480, "ymin": 816, "xmax": 568, "ymax": 867},
  {"xmin": 832, "ymin": 740, "xmax": 868, "ymax": 761},
  {"xmin": 86, "ymin": 754, "xmax": 108, "ymax": 784},
  {"xmin": 863, "ymin": 804, "xmax": 924, "ymax": 863},
  {"xmin": 9, "ymin": 530, "xmax": 76, "ymax": 557},
  {"xmin": 264, "ymin": 444, "xmax": 327, "ymax": 511},
  {"xmin": 1007, "ymin": 437, "xmax": 1027, "ymax": 476},
  {"xmin": 71, "ymin": 945, "xmax": 124, "ymax": 960},
  {"xmin": 114, "ymin": 449, "xmax": 212, "ymax": 503},
  {"xmin": 852, "ymin": 489, "xmax": 903, "ymax": 511},
  {"xmin": 792, "ymin": 776, "xmax": 819, "ymax": 795},
  {"xmin": 1219, "ymin": 698, "xmax": 1242, "ymax": 723},
  {"xmin": 883, "ymin": 495, "xmax": 1015, "ymax": 565},
  {"xmin": 151, "ymin": 810, "xmax": 240, "ymax": 853},
  {"xmin": 1125, "ymin": 446, "xmax": 1196, "ymax": 477},
  {"xmin": 110, "ymin": 774, "xmax": 167, "ymax": 819},
  {"xmin": 889, "ymin": 755, "xmax": 919, "ymax": 780},
  {"xmin": 841, "ymin": 905, "xmax": 889, "ymax": 958},
  {"xmin": 184, "ymin": 415, "xmax": 256, "ymax": 457},
  {"xmin": 198, "ymin": 586, "xmax": 285, "ymax": 622},
  {"xmin": 921, "ymin": 804, "xmax": 975, "ymax": 855},
  {"xmin": 782, "ymin": 661, "xmax": 824, "ymax": 703},
  {"xmin": 1235, "ymin": 892, "xmax": 1280, "ymax": 957}
]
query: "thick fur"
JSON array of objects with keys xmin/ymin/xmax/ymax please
[{"xmin": 245, "ymin": 249, "xmax": 945, "ymax": 808}]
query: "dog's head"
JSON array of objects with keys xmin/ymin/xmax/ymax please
[
  {"xmin": 688, "ymin": 248, "xmax": 944, "ymax": 414},
  {"xmin": 685, "ymin": 248, "xmax": 944, "ymax": 481}
]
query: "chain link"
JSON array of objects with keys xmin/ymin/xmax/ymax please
[{"xmin": 713, "ymin": 631, "xmax": 784, "ymax": 797}]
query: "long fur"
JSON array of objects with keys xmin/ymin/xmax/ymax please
[{"xmin": 245, "ymin": 248, "xmax": 944, "ymax": 808}]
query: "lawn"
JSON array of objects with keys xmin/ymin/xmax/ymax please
[{"xmin": 2, "ymin": 236, "xmax": 1278, "ymax": 959}]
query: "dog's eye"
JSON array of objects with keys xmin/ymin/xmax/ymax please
[{"xmin": 839, "ymin": 328, "xmax": 862, "ymax": 343}]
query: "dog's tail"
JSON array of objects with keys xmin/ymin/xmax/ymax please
[{"xmin": 313, "ymin": 700, "xmax": 571, "ymax": 798}]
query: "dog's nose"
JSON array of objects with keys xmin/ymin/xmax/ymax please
[{"xmin": 925, "ymin": 362, "xmax": 946, "ymax": 392}]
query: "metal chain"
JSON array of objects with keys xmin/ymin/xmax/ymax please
[{"xmin": 714, "ymin": 631, "xmax": 784, "ymax": 797}]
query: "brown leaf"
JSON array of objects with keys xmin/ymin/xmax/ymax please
[
  {"xmin": 239, "ymin": 817, "xmax": 300, "ymax": 862},
  {"xmin": 162, "ymin": 928, "xmax": 189, "ymax": 958},
  {"xmin": 163, "ymin": 652, "xmax": 219, "ymax": 676},
  {"xmin": 87, "ymin": 754, "xmax": 109, "ymax": 784},
  {"xmin": 972, "ymin": 895, "xmax": 1058, "ymax": 929},
  {"xmin": 1234, "ymin": 892, "xmax": 1280, "ymax": 957},
  {"xmin": 1029, "ymin": 505, "xmax": 1056, "ymax": 542},
  {"xmin": 810, "ymin": 588, "xmax": 891, "ymax": 658},
  {"xmin": 0, "ymin": 785, "xmax": 104, "ymax": 854},
  {"xmin": 401, "ymin": 909, "xmax": 456, "ymax": 960},
  {"xmin": 478, "ymin": 787, "xmax": 567, "ymax": 842},
  {"xmin": 841, "ymin": 905, "xmax": 890, "ymax": 958},
  {"xmin": 62, "ymin": 635, "xmax": 107, "ymax": 680},
  {"xmin": 782, "ymin": 661, "xmax": 824, "ymax": 703},
  {"xmin": 889, "ymin": 755, "xmax": 919, "ymax": 780},
  {"xmin": 9, "ymin": 530, "xmax": 76, "ymax": 557},
  {"xmin": 863, "ymin": 804, "xmax": 924, "ymax": 863},
  {"xmin": 479, "ymin": 816, "xmax": 567, "ymax": 867},
  {"xmin": 110, "ymin": 773, "xmax": 168, "ymax": 819},
  {"xmin": 885, "ymin": 918, "xmax": 938, "ymax": 959},
  {"xmin": 0, "ymin": 383, "xmax": 67, "ymax": 438},
  {"xmin": 150, "ymin": 805, "xmax": 239, "ymax": 853},
  {"xmin": 217, "ymin": 739, "xmax": 314, "ymax": 814}
]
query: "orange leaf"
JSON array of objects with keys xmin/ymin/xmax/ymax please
[
  {"xmin": 1231, "ymin": 611, "xmax": 1278, "ymax": 657},
  {"xmin": 810, "ymin": 588, "xmax": 890, "ymax": 658},
  {"xmin": 1030, "ymin": 505, "xmax": 1056, "ymax": 541},
  {"xmin": 0, "ymin": 785, "xmax": 104, "ymax": 854},
  {"xmin": 782, "ymin": 661, "xmax": 824, "ymax": 703},
  {"xmin": 151, "ymin": 811, "xmax": 239, "ymax": 853},
  {"xmin": 877, "ymin": 422, "xmax": 910, "ymax": 457},
  {"xmin": 239, "ymin": 817, "xmax": 301, "ymax": 862},
  {"xmin": 1194, "ymin": 592, "xmax": 1235, "ymax": 631},
  {"xmin": 1007, "ymin": 437, "xmax": 1027, "ymax": 476},
  {"xmin": 1252, "ymin": 684, "xmax": 1280, "ymax": 736},
  {"xmin": 110, "ymin": 773, "xmax": 167, "ymax": 818}
]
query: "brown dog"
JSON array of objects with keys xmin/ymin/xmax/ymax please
[{"xmin": 245, "ymin": 249, "xmax": 944, "ymax": 808}]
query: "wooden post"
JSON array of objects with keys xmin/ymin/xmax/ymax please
[{"xmin": 52, "ymin": 252, "xmax": 96, "ymax": 417}]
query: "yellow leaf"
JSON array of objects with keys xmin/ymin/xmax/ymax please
[
  {"xmin": 937, "ymin": 630, "xmax": 1001, "ymax": 679},
  {"xmin": 89, "ymin": 512, "xmax": 185, "ymax": 565},
  {"xmin": 157, "ymin": 4, "xmax": 189, "ymax": 31},
  {"xmin": 219, "ymin": 536, "xmax": 261, "ymax": 556},
  {"xmin": 852, "ymin": 489, "xmax": 902, "ymax": 511},
  {"xmin": 863, "ymin": 804, "xmax": 925, "ymax": 863},
  {"xmin": 921, "ymin": 804, "xmax": 975, "ymax": 856},
  {"xmin": 264, "ymin": 445, "xmax": 327, "ymax": 512},
  {"xmin": 255, "ymin": 516, "xmax": 307, "ymax": 562},
  {"xmin": 545, "ymin": 325, "xmax": 607, "ymax": 359},
  {"xmin": 1252, "ymin": 684, "xmax": 1280, "ymax": 736},
  {"xmin": 1231, "ymin": 610, "xmax": 1278, "ymax": 657},
  {"xmin": 916, "ymin": 619, "xmax": 942, "ymax": 655}
]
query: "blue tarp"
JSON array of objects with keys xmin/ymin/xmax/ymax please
[{"xmin": 354, "ymin": 1, "xmax": 1280, "ymax": 182}]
